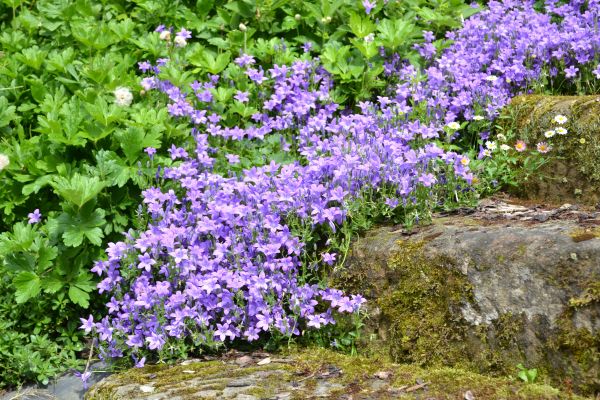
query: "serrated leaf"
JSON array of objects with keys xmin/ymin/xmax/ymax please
[
  {"xmin": 37, "ymin": 245, "xmax": 58, "ymax": 270},
  {"xmin": 116, "ymin": 126, "xmax": 161, "ymax": 164},
  {"xmin": 42, "ymin": 274, "xmax": 64, "ymax": 294},
  {"xmin": 348, "ymin": 12, "xmax": 375, "ymax": 38},
  {"xmin": 55, "ymin": 207, "xmax": 106, "ymax": 247},
  {"xmin": 13, "ymin": 271, "xmax": 41, "ymax": 303},
  {"xmin": 68, "ymin": 285, "xmax": 90, "ymax": 308},
  {"xmin": 51, "ymin": 173, "xmax": 106, "ymax": 208}
]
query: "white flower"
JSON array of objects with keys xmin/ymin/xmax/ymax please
[
  {"xmin": 485, "ymin": 140, "xmax": 497, "ymax": 151},
  {"xmin": 174, "ymin": 36, "xmax": 187, "ymax": 47},
  {"xmin": 485, "ymin": 75, "xmax": 498, "ymax": 82},
  {"xmin": 0, "ymin": 154, "xmax": 9, "ymax": 171},
  {"xmin": 555, "ymin": 127, "xmax": 568, "ymax": 135},
  {"xmin": 460, "ymin": 156, "xmax": 470, "ymax": 166},
  {"xmin": 496, "ymin": 133, "xmax": 507, "ymax": 142},
  {"xmin": 472, "ymin": 115, "xmax": 485, "ymax": 121},
  {"xmin": 114, "ymin": 87, "xmax": 133, "ymax": 107},
  {"xmin": 544, "ymin": 130, "xmax": 555, "ymax": 138},
  {"xmin": 364, "ymin": 33, "xmax": 375, "ymax": 43},
  {"xmin": 482, "ymin": 149, "xmax": 492, "ymax": 157},
  {"xmin": 500, "ymin": 144, "xmax": 511, "ymax": 151},
  {"xmin": 159, "ymin": 31, "xmax": 171, "ymax": 41},
  {"xmin": 447, "ymin": 121, "xmax": 461, "ymax": 130},
  {"xmin": 553, "ymin": 114, "xmax": 568, "ymax": 124}
]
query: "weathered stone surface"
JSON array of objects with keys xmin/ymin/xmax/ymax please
[
  {"xmin": 502, "ymin": 95, "xmax": 600, "ymax": 205},
  {"xmin": 335, "ymin": 200, "xmax": 600, "ymax": 395},
  {"xmin": 85, "ymin": 348, "xmax": 587, "ymax": 399}
]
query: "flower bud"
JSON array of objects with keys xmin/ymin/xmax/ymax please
[
  {"xmin": 0, "ymin": 154, "xmax": 9, "ymax": 171},
  {"xmin": 174, "ymin": 36, "xmax": 187, "ymax": 47},
  {"xmin": 294, "ymin": 14, "xmax": 301, "ymax": 21},
  {"xmin": 159, "ymin": 30, "xmax": 171, "ymax": 41},
  {"xmin": 239, "ymin": 23, "xmax": 247, "ymax": 32}
]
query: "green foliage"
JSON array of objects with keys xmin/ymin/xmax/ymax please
[
  {"xmin": 517, "ymin": 363, "xmax": 539, "ymax": 384},
  {"xmin": 0, "ymin": 0, "xmax": 480, "ymax": 389}
]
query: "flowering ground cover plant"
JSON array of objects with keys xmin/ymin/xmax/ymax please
[
  {"xmin": 0, "ymin": 0, "xmax": 480, "ymax": 387},
  {"xmin": 82, "ymin": 0, "xmax": 600, "ymax": 371},
  {"xmin": 1, "ymin": 0, "xmax": 599, "ymax": 389}
]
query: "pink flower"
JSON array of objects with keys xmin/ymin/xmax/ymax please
[{"xmin": 515, "ymin": 140, "xmax": 527, "ymax": 152}]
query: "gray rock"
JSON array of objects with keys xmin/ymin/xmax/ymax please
[
  {"xmin": 1, "ymin": 363, "xmax": 110, "ymax": 400},
  {"xmin": 337, "ymin": 213, "xmax": 600, "ymax": 394},
  {"xmin": 313, "ymin": 381, "xmax": 344, "ymax": 397}
]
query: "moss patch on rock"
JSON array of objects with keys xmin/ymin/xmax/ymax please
[
  {"xmin": 87, "ymin": 347, "xmax": 590, "ymax": 400},
  {"xmin": 377, "ymin": 240, "xmax": 475, "ymax": 367}
]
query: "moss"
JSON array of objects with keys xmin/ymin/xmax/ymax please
[
  {"xmin": 569, "ymin": 281, "xmax": 600, "ymax": 307},
  {"xmin": 293, "ymin": 348, "xmax": 588, "ymax": 399},
  {"xmin": 376, "ymin": 240, "xmax": 476, "ymax": 368},
  {"xmin": 569, "ymin": 228, "xmax": 600, "ymax": 243},
  {"xmin": 546, "ymin": 308, "xmax": 600, "ymax": 394}
]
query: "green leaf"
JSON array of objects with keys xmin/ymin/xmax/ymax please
[
  {"xmin": 13, "ymin": 271, "xmax": 41, "ymax": 303},
  {"xmin": 0, "ymin": 96, "xmax": 18, "ymax": 128},
  {"xmin": 116, "ymin": 126, "xmax": 161, "ymax": 164},
  {"xmin": 348, "ymin": 12, "xmax": 375, "ymax": 38},
  {"xmin": 68, "ymin": 285, "xmax": 90, "ymax": 308},
  {"xmin": 54, "ymin": 207, "xmax": 106, "ymax": 247},
  {"xmin": 51, "ymin": 173, "xmax": 107, "ymax": 208},
  {"xmin": 37, "ymin": 245, "xmax": 58, "ymax": 270}
]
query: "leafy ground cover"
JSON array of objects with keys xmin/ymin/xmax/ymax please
[{"xmin": 0, "ymin": 0, "xmax": 599, "ymax": 390}]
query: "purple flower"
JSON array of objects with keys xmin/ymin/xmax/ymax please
[
  {"xmin": 79, "ymin": 315, "xmax": 95, "ymax": 334},
  {"xmin": 74, "ymin": 371, "xmax": 92, "ymax": 390},
  {"xmin": 138, "ymin": 61, "xmax": 152, "ymax": 72},
  {"xmin": 146, "ymin": 332, "xmax": 165, "ymax": 350},
  {"xmin": 594, "ymin": 64, "xmax": 600, "ymax": 79},
  {"xmin": 321, "ymin": 252, "xmax": 336, "ymax": 265},
  {"xmin": 176, "ymin": 28, "xmax": 192, "ymax": 40},
  {"xmin": 234, "ymin": 54, "xmax": 255, "ymax": 67},
  {"xmin": 362, "ymin": 0, "xmax": 376, "ymax": 14},
  {"xmin": 27, "ymin": 209, "xmax": 42, "ymax": 224},
  {"xmin": 234, "ymin": 91, "xmax": 250, "ymax": 103},
  {"xmin": 226, "ymin": 154, "xmax": 240, "ymax": 164},
  {"xmin": 564, "ymin": 65, "xmax": 579, "ymax": 78},
  {"xmin": 145, "ymin": 147, "xmax": 157, "ymax": 158}
]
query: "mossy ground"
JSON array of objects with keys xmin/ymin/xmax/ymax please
[{"xmin": 87, "ymin": 347, "xmax": 591, "ymax": 399}]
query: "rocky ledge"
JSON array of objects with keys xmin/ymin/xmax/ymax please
[
  {"xmin": 334, "ymin": 198, "xmax": 600, "ymax": 395},
  {"xmin": 86, "ymin": 348, "xmax": 585, "ymax": 400}
]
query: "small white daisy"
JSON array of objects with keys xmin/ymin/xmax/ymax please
[
  {"xmin": 555, "ymin": 127, "xmax": 568, "ymax": 135},
  {"xmin": 553, "ymin": 114, "xmax": 568, "ymax": 124},
  {"xmin": 447, "ymin": 121, "xmax": 461, "ymax": 130}
]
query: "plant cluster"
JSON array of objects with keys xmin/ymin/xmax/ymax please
[
  {"xmin": 0, "ymin": 0, "xmax": 599, "ymax": 389},
  {"xmin": 0, "ymin": 0, "xmax": 480, "ymax": 387},
  {"xmin": 84, "ymin": 0, "xmax": 599, "ymax": 370}
]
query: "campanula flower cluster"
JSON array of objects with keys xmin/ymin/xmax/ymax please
[
  {"xmin": 85, "ymin": 0, "xmax": 599, "ymax": 362},
  {"xmin": 402, "ymin": 0, "xmax": 599, "ymax": 125}
]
